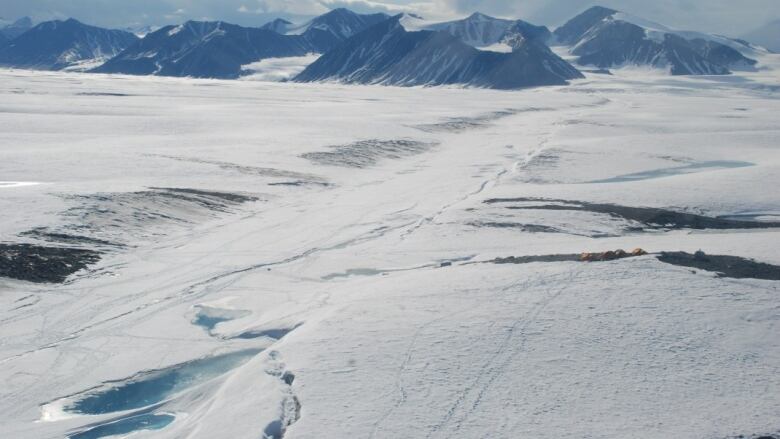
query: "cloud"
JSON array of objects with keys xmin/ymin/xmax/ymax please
[
  {"xmin": 319, "ymin": 0, "xmax": 412, "ymax": 15},
  {"xmin": 0, "ymin": 0, "xmax": 777, "ymax": 35},
  {"xmin": 433, "ymin": 0, "xmax": 780, "ymax": 34}
]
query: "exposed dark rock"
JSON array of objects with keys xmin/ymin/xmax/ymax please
[
  {"xmin": 492, "ymin": 249, "xmax": 648, "ymax": 265},
  {"xmin": 150, "ymin": 187, "xmax": 258, "ymax": 204},
  {"xmin": 0, "ymin": 243, "xmax": 101, "ymax": 283},
  {"xmin": 150, "ymin": 154, "xmax": 326, "ymax": 184},
  {"xmin": 20, "ymin": 228, "xmax": 122, "ymax": 248},
  {"xmin": 485, "ymin": 197, "xmax": 780, "ymax": 231},
  {"xmin": 492, "ymin": 254, "xmax": 581, "ymax": 264},
  {"xmin": 468, "ymin": 221, "xmax": 563, "ymax": 234},
  {"xmin": 413, "ymin": 109, "xmax": 532, "ymax": 133},
  {"xmin": 3, "ymin": 187, "xmax": 257, "ymax": 284},
  {"xmin": 77, "ymin": 92, "xmax": 132, "ymax": 97},
  {"xmin": 657, "ymin": 251, "xmax": 780, "ymax": 280},
  {"xmin": 302, "ymin": 139, "xmax": 437, "ymax": 168}
]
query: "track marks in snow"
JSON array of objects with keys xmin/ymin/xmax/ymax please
[
  {"xmin": 263, "ymin": 351, "xmax": 301, "ymax": 439},
  {"xmin": 428, "ymin": 268, "xmax": 579, "ymax": 438},
  {"xmin": 400, "ymin": 167, "xmax": 508, "ymax": 241},
  {"xmin": 368, "ymin": 306, "xmax": 472, "ymax": 439}
]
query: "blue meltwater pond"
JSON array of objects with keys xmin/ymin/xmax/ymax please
[{"xmin": 66, "ymin": 349, "xmax": 262, "ymax": 415}]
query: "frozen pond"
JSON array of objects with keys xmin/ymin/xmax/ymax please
[
  {"xmin": 68, "ymin": 413, "xmax": 175, "ymax": 439},
  {"xmin": 63, "ymin": 349, "xmax": 262, "ymax": 415},
  {"xmin": 191, "ymin": 306, "xmax": 251, "ymax": 334}
]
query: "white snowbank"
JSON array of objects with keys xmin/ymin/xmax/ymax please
[
  {"xmin": 0, "ymin": 181, "xmax": 42, "ymax": 188},
  {"xmin": 240, "ymin": 54, "xmax": 320, "ymax": 82},
  {"xmin": 476, "ymin": 42, "xmax": 513, "ymax": 53}
]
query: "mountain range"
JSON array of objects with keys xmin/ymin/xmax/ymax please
[
  {"xmin": 425, "ymin": 12, "xmax": 552, "ymax": 48},
  {"xmin": 0, "ymin": 18, "xmax": 138, "ymax": 71},
  {"xmin": 0, "ymin": 17, "xmax": 33, "ymax": 40},
  {"xmin": 261, "ymin": 18, "xmax": 294, "ymax": 34},
  {"xmin": 284, "ymin": 8, "xmax": 389, "ymax": 53},
  {"xmin": 554, "ymin": 6, "xmax": 758, "ymax": 75},
  {"xmin": 294, "ymin": 14, "xmax": 582, "ymax": 89},
  {"xmin": 0, "ymin": 6, "xmax": 771, "ymax": 88},
  {"xmin": 94, "ymin": 8, "xmax": 387, "ymax": 78},
  {"xmin": 92, "ymin": 21, "xmax": 308, "ymax": 78}
]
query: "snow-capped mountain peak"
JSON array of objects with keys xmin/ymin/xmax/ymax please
[
  {"xmin": 423, "ymin": 12, "xmax": 551, "ymax": 48},
  {"xmin": 555, "ymin": 5, "xmax": 759, "ymax": 75},
  {"xmin": 295, "ymin": 14, "xmax": 582, "ymax": 89},
  {"xmin": 426, "ymin": 12, "xmax": 515, "ymax": 47},
  {"xmin": 0, "ymin": 16, "xmax": 33, "ymax": 39},
  {"xmin": 286, "ymin": 8, "xmax": 388, "ymax": 39},
  {"xmin": 261, "ymin": 18, "xmax": 294, "ymax": 34},
  {"xmin": 398, "ymin": 13, "xmax": 430, "ymax": 32},
  {"xmin": 0, "ymin": 18, "xmax": 138, "ymax": 71}
]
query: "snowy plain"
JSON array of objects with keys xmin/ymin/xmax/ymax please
[{"xmin": 1, "ymin": 53, "xmax": 780, "ymax": 439}]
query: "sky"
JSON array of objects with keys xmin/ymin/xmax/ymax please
[{"xmin": 1, "ymin": 0, "xmax": 778, "ymax": 36}]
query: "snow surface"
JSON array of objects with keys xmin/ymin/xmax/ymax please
[
  {"xmin": 476, "ymin": 42, "xmax": 513, "ymax": 53},
  {"xmin": 0, "ymin": 181, "xmax": 41, "ymax": 188},
  {"xmin": 167, "ymin": 25, "xmax": 183, "ymax": 36},
  {"xmin": 398, "ymin": 13, "xmax": 432, "ymax": 32},
  {"xmin": 240, "ymin": 54, "xmax": 321, "ymax": 82},
  {"xmin": 60, "ymin": 58, "xmax": 112, "ymax": 72},
  {"xmin": 1, "ymin": 56, "xmax": 780, "ymax": 438}
]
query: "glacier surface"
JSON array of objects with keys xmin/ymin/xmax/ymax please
[{"xmin": 1, "ymin": 56, "xmax": 780, "ymax": 438}]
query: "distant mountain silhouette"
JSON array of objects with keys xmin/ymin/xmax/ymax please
[
  {"xmin": 261, "ymin": 18, "xmax": 293, "ymax": 34},
  {"xmin": 288, "ymin": 8, "xmax": 390, "ymax": 52},
  {"xmin": 94, "ymin": 9, "xmax": 390, "ymax": 78},
  {"xmin": 0, "ymin": 18, "xmax": 138, "ymax": 71},
  {"xmin": 1, "ymin": 17, "xmax": 33, "ymax": 39},
  {"xmin": 296, "ymin": 15, "xmax": 583, "ymax": 89},
  {"xmin": 554, "ymin": 6, "xmax": 757, "ymax": 75},
  {"xmin": 426, "ymin": 12, "xmax": 551, "ymax": 47}
]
